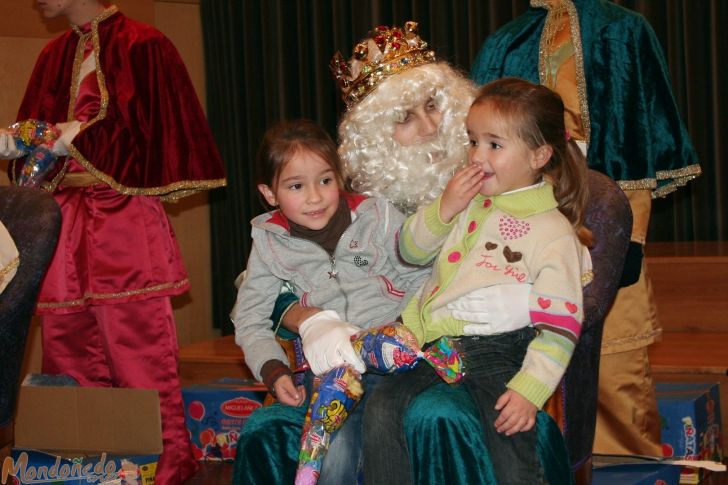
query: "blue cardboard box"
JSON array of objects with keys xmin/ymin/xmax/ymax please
[
  {"xmin": 593, "ymin": 462, "xmax": 681, "ymax": 485},
  {"xmin": 182, "ymin": 378, "xmax": 267, "ymax": 461},
  {"xmin": 3, "ymin": 449, "xmax": 158, "ymax": 485},
  {"xmin": 656, "ymin": 382, "xmax": 723, "ymax": 483}
]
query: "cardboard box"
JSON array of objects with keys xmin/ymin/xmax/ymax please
[
  {"xmin": 2, "ymin": 376, "xmax": 162, "ymax": 485},
  {"xmin": 182, "ymin": 378, "xmax": 267, "ymax": 461},
  {"xmin": 592, "ymin": 462, "xmax": 681, "ymax": 485},
  {"xmin": 657, "ymin": 382, "xmax": 723, "ymax": 484},
  {"xmin": 4, "ymin": 450, "xmax": 158, "ymax": 485}
]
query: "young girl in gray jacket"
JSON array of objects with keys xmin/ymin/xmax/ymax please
[{"xmin": 232, "ymin": 119, "xmax": 428, "ymax": 408}]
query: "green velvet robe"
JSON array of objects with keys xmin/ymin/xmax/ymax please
[
  {"xmin": 471, "ymin": 0, "xmax": 700, "ymax": 197},
  {"xmin": 234, "ymin": 388, "xmax": 573, "ymax": 484}
]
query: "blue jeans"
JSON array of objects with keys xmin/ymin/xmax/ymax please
[{"xmin": 363, "ymin": 327, "xmax": 546, "ymax": 485}]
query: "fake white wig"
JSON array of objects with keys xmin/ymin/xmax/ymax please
[{"xmin": 338, "ymin": 63, "xmax": 477, "ymax": 215}]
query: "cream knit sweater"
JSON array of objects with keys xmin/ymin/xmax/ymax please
[{"xmin": 399, "ymin": 182, "xmax": 593, "ymax": 407}]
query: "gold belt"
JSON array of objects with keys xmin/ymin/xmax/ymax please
[{"xmin": 60, "ymin": 172, "xmax": 103, "ymax": 187}]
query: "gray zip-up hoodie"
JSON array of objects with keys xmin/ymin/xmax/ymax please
[{"xmin": 233, "ymin": 193, "xmax": 430, "ymax": 380}]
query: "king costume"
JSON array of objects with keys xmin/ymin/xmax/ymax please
[
  {"xmin": 470, "ymin": 0, "xmax": 701, "ymax": 457},
  {"xmin": 9, "ymin": 5, "xmax": 226, "ymax": 483}
]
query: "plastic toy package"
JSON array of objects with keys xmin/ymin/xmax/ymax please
[
  {"xmin": 294, "ymin": 322, "xmax": 464, "ymax": 485},
  {"xmin": 7, "ymin": 119, "xmax": 60, "ymax": 188}
]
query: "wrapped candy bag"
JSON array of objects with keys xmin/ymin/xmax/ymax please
[
  {"xmin": 7, "ymin": 119, "xmax": 60, "ymax": 188},
  {"xmin": 11, "ymin": 119, "xmax": 59, "ymax": 152},
  {"xmin": 294, "ymin": 322, "xmax": 463, "ymax": 485},
  {"xmin": 353, "ymin": 322, "xmax": 463, "ymax": 383},
  {"xmin": 296, "ymin": 366, "xmax": 363, "ymax": 485}
]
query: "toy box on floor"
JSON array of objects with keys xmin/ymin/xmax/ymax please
[
  {"xmin": 657, "ymin": 382, "xmax": 723, "ymax": 484},
  {"xmin": 592, "ymin": 461, "xmax": 681, "ymax": 485},
  {"xmin": 5, "ymin": 450, "xmax": 158, "ymax": 485},
  {"xmin": 182, "ymin": 378, "xmax": 267, "ymax": 461},
  {"xmin": 3, "ymin": 375, "xmax": 162, "ymax": 485}
]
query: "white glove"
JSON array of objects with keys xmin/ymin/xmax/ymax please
[
  {"xmin": 299, "ymin": 310, "xmax": 366, "ymax": 375},
  {"xmin": 447, "ymin": 284, "xmax": 532, "ymax": 335},
  {"xmin": 50, "ymin": 121, "xmax": 82, "ymax": 156},
  {"xmin": 0, "ymin": 130, "xmax": 23, "ymax": 159}
]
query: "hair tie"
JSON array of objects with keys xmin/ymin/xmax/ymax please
[{"xmin": 564, "ymin": 129, "xmax": 571, "ymax": 142}]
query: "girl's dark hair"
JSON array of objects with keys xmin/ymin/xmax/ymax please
[
  {"xmin": 255, "ymin": 119, "xmax": 344, "ymax": 208},
  {"xmin": 472, "ymin": 77, "xmax": 593, "ymax": 247}
]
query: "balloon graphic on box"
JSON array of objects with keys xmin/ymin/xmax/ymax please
[{"xmin": 188, "ymin": 400, "xmax": 205, "ymax": 421}]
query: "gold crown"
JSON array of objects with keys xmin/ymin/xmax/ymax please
[{"xmin": 330, "ymin": 21, "xmax": 436, "ymax": 108}]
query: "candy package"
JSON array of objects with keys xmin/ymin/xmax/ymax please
[
  {"xmin": 353, "ymin": 322, "xmax": 463, "ymax": 383},
  {"xmin": 295, "ymin": 366, "xmax": 363, "ymax": 485},
  {"xmin": 7, "ymin": 119, "xmax": 60, "ymax": 188},
  {"xmin": 294, "ymin": 322, "xmax": 463, "ymax": 485}
]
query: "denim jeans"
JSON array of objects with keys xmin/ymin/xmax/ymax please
[
  {"xmin": 304, "ymin": 371, "xmax": 383, "ymax": 485},
  {"xmin": 363, "ymin": 327, "xmax": 546, "ymax": 485}
]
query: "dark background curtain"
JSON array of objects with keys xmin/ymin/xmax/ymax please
[{"xmin": 200, "ymin": 0, "xmax": 727, "ymax": 332}]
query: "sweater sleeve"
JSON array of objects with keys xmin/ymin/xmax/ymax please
[
  {"xmin": 382, "ymin": 200, "xmax": 431, "ymax": 293},
  {"xmin": 507, "ymin": 233, "xmax": 591, "ymax": 408},
  {"xmin": 231, "ymin": 240, "xmax": 291, "ymax": 381},
  {"xmin": 398, "ymin": 196, "xmax": 455, "ymax": 265}
]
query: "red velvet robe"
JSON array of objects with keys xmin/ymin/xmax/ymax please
[
  {"xmin": 13, "ymin": 8, "xmax": 225, "ymax": 198},
  {"xmin": 12, "ymin": 7, "xmax": 226, "ymax": 313}
]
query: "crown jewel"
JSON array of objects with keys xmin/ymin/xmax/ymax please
[{"xmin": 330, "ymin": 21, "xmax": 436, "ymax": 108}]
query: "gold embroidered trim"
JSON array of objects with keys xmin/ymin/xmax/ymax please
[
  {"xmin": 0, "ymin": 256, "xmax": 19, "ymax": 280},
  {"xmin": 534, "ymin": 0, "xmax": 591, "ymax": 144},
  {"xmin": 617, "ymin": 163, "xmax": 702, "ymax": 199},
  {"xmin": 656, "ymin": 163, "xmax": 702, "ymax": 181},
  {"xmin": 46, "ymin": 4, "xmax": 115, "ymax": 194},
  {"xmin": 601, "ymin": 327, "xmax": 662, "ymax": 352},
  {"xmin": 48, "ymin": 146, "xmax": 227, "ymax": 200},
  {"xmin": 68, "ymin": 30, "xmax": 88, "ymax": 120},
  {"xmin": 43, "ymin": 160, "xmax": 70, "ymax": 193},
  {"xmin": 69, "ymin": 5, "xmax": 116, "ymax": 123},
  {"xmin": 49, "ymin": 4, "xmax": 226, "ymax": 201},
  {"xmin": 565, "ymin": 0, "xmax": 590, "ymax": 145},
  {"xmin": 36, "ymin": 278, "xmax": 189, "ymax": 310},
  {"xmin": 581, "ymin": 270, "xmax": 594, "ymax": 286},
  {"xmin": 618, "ymin": 178, "xmax": 656, "ymax": 191},
  {"xmin": 70, "ymin": 5, "xmax": 118, "ymax": 34}
]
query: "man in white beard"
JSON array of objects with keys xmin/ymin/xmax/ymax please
[{"xmin": 337, "ymin": 62, "xmax": 474, "ymax": 216}]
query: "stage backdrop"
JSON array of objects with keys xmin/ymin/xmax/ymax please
[{"xmin": 200, "ymin": 0, "xmax": 727, "ymax": 333}]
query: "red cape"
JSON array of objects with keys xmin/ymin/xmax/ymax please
[{"xmin": 14, "ymin": 9, "xmax": 226, "ymax": 200}]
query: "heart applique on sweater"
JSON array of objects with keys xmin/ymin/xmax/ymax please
[
  {"xmin": 498, "ymin": 215, "xmax": 531, "ymax": 240},
  {"xmin": 503, "ymin": 246, "xmax": 523, "ymax": 263}
]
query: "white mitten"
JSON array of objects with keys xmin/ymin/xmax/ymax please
[
  {"xmin": 447, "ymin": 284, "xmax": 531, "ymax": 335},
  {"xmin": 50, "ymin": 121, "xmax": 82, "ymax": 156},
  {"xmin": 299, "ymin": 310, "xmax": 366, "ymax": 375},
  {"xmin": 0, "ymin": 130, "xmax": 23, "ymax": 159}
]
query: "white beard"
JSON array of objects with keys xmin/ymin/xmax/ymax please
[{"xmin": 348, "ymin": 134, "xmax": 466, "ymax": 216}]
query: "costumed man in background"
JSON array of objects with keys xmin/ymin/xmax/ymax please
[
  {"xmin": 471, "ymin": 0, "xmax": 701, "ymax": 458},
  {"xmin": 0, "ymin": 1, "xmax": 226, "ymax": 483},
  {"xmin": 234, "ymin": 21, "xmax": 574, "ymax": 485}
]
